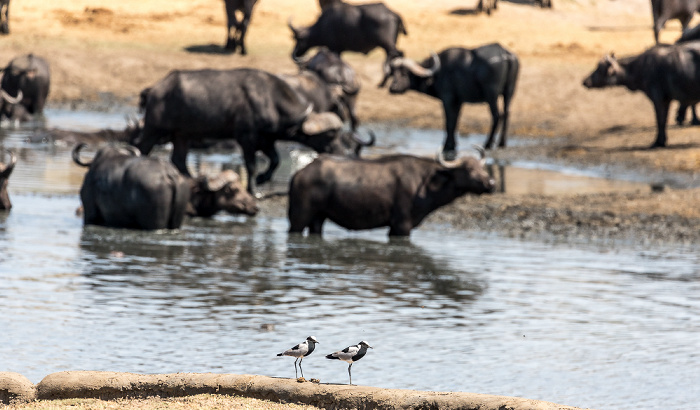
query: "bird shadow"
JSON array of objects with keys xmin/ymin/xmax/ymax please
[{"xmin": 184, "ymin": 44, "xmax": 234, "ymax": 55}]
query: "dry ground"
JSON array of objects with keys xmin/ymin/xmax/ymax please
[
  {"xmin": 3, "ymin": 394, "xmax": 321, "ymax": 409},
  {"xmin": 2, "ymin": 0, "xmax": 700, "ymax": 242}
]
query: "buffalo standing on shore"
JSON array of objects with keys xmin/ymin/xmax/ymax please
[
  {"xmin": 288, "ymin": 1, "xmax": 407, "ymax": 66},
  {"xmin": 132, "ymin": 68, "xmax": 371, "ymax": 194},
  {"xmin": 0, "ymin": 54, "xmax": 50, "ymax": 122},
  {"xmin": 380, "ymin": 44, "xmax": 520, "ymax": 155},
  {"xmin": 651, "ymin": 0, "xmax": 700, "ymax": 44},
  {"xmin": 583, "ymin": 43, "xmax": 700, "ymax": 148},
  {"xmin": 0, "ymin": 150, "xmax": 16, "ymax": 210},
  {"xmin": 288, "ymin": 149, "xmax": 495, "ymax": 236}
]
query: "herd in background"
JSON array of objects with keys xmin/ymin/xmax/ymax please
[{"xmin": 1, "ymin": 0, "xmax": 699, "ymax": 237}]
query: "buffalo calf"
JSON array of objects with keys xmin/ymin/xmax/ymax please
[{"xmin": 288, "ymin": 150, "xmax": 495, "ymax": 236}]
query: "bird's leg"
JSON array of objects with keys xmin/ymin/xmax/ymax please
[
  {"xmin": 294, "ymin": 358, "xmax": 299, "ymax": 378},
  {"xmin": 300, "ymin": 357, "xmax": 304, "ymax": 378},
  {"xmin": 348, "ymin": 363, "xmax": 353, "ymax": 385}
]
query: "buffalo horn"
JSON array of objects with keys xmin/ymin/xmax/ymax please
[
  {"xmin": 472, "ymin": 144, "xmax": 486, "ymax": 165},
  {"xmin": 0, "ymin": 89, "xmax": 23, "ymax": 104},
  {"xmin": 72, "ymin": 143, "xmax": 93, "ymax": 167},
  {"xmin": 436, "ymin": 151, "xmax": 462, "ymax": 169},
  {"xmin": 352, "ymin": 130, "xmax": 376, "ymax": 147},
  {"xmin": 0, "ymin": 150, "xmax": 16, "ymax": 178},
  {"xmin": 206, "ymin": 169, "xmax": 239, "ymax": 192},
  {"xmin": 287, "ymin": 16, "xmax": 299, "ymax": 36},
  {"xmin": 121, "ymin": 145, "xmax": 141, "ymax": 157},
  {"xmin": 302, "ymin": 112, "xmax": 343, "ymax": 135}
]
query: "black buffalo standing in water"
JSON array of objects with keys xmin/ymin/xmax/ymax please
[
  {"xmin": 223, "ymin": 0, "xmax": 257, "ymax": 55},
  {"xmin": 288, "ymin": 150, "xmax": 495, "ymax": 237},
  {"xmin": 288, "ymin": 1, "xmax": 407, "ymax": 66},
  {"xmin": 583, "ymin": 43, "xmax": 700, "ymax": 148},
  {"xmin": 132, "ymin": 68, "xmax": 370, "ymax": 193},
  {"xmin": 0, "ymin": 150, "xmax": 16, "ymax": 210},
  {"xmin": 73, "ymin": 144, "xmax": 258, "ymax": 230},
  {"xmin": 380, "ymin": 44, "xmax": 519, "ymax": 155},
  {"xmin": 0, "ymin": 54, "xmax": 51, "ymax": 121}
]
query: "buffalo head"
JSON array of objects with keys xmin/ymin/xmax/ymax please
[
  {"xmin": 288, "ymin": 17, "xmax": 313, "ymax": 64},
  {"xmin": 301, "ymin": 48, "xmax": 361, "ymax": 96},
  {"xmin": 380, "ymin": 53, "xmax": 440, "ymax": 92},
  {"xmin": 435, "ymin": 146, "xmax": 495, "ymax": 195},
  {"xmin": 0, "ymin": 150, "xmax": 16, "ymax": 210},
  {"xmin": 583, "ymin": 53, "xmax": 624, "ymax": 89},
  {"xmin": 189, "ymin": 170, "xmax": 259, "ymax": 217},
  {"xmin": 298, "ymin": 112, "xmax": 374, "ymax": 156}
]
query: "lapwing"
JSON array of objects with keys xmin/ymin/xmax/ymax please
[
  {"xmin": 277, "ymin": 336, "xmax": 319, "ymax": 378},
  {"xmin": 325, "ymin": 340, "xmax": 372, "ymax": 385}
]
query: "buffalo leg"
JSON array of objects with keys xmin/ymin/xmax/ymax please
[
  {"xmin": 651, "ymin": 97, "xmax": 670, "ymax": 148},
  {"xmin": 241, "ymin": 145, "xmax": 258, "ymax": 194},
  {"xmin": 483, "ymin": 95, "xmax": 501, "ymax": 149},
  {"xmin": 224, "ymin": 3, "xmax": 237, "ymax": 50},
  {"xmin": 255, "ymin": 141, "xmax": 280, "ymax": 186},
  {"xmin": 171, "ymin": 136, "xmax": 191, "ymax": 177},
  {"xmin": 237, "ymin": 15, "xmax": 251, "ymax": 55},
  {"xmin": 442, "ymin": 100, "xmax": 461, "ymax": 159},
  {"xmin": 309, "ymin": 215, "xmax": 325, "ymax": 235},
  {"xmin": 499, "ymin": 91, "xmax": 513, "ymax": 148}
]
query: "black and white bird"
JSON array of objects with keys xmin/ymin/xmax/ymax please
[
  {"xmin": 325, "ymin": 340, "xmax": 372, "ymax": 385},
  {"xmin": 276, "ymin": 336, "xmax": 319, "ymax": 378}
]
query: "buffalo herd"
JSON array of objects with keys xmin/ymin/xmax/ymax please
[{"xmin": 0, "ymin": 0, "xmax": 698, "ymax": 235}]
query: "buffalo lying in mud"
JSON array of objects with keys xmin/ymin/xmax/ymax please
[
  {"xmin": 288, "ymin": 148, "xmax": 495, "ymax": 236},
  {"xmin": 651, "ymin": 0, "xmax": 700, "ymax": 44},
  {"xmin": 0, "ymin": 54, "xmax": 50, "ymax": 122},
  {"xmin": 295, "ymin": 48, "xmax": 361, "ymax": 130},
  {"xmin": 223, "ymin": 0, "xmax": 257, "ymax": 55},
  {"xmin": 380, "ymin": 44, "xmax": 520, "ymax": 155},
  {"xmin": 132, "ymin": 68, "xmax": 373, "ymax": 194},
  {"xmin": 73, "ymin": 144, "xmax": 258, "ymax": 230},
  {"xmin": 583, "ymin": 43, "xmax": 700, "ymax": 148},
  {"xmin": 0, "ymin": 150, "xmax": 16, "ymax": 210},
  {"xmin": 288, "ymin": 1, "xmax": 407, "ymax": 66}
]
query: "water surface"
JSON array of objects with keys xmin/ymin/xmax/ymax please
[{"xmin": 1, "ymin": 110, "xmax": 698, "ymax": 410}]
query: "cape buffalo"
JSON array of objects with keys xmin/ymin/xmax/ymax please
[
  {"xmin": 651, "ymin": 0, "xmax": 700, "ymax": 43},
  {"xmin": 187, "ymin": 169, "xmax": 258, "ymax": 217},
  {"xmin": 132, "ymin": 68, "xmax": 371, "ymax": 194},
  {"xmin": 288, "ymin": 1, "xmax": 407, "ymax": 65},
  {"xmin": 0, "ymin": 150, "xmax": 16, "ymax": 210},
  {"xmin": 223, "ymin": 0, "xmax": 257, "ymax": 55},
  {"xmin": 288, "ymin": 149, "xmax": 495, "ymax": 236},
  {"xmin": 380, "ymin": 44, "xmax": 520, "ymax": 154},
  {"xmin": 0, "ymin": 54, "xmax": 51, "ymax": 120},
  {"xmin": 73, "ymin": 144, "xmax": 258, "ymax": 230},
  {"xmin": 0, "ymin": 0, "xmax": 9, "ymax": 34},
  {"xmin": 73, "ymin": 144, "xmax": 191, "ymax": 230},
  {"xmin": 583, "ymin": 44, "xmax": 700, "ymax": 147},
  {"xmin": 297, "ymin": 48, "xmax": 361, "ymax": 130}
]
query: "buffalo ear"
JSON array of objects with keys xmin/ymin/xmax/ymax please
[{"xmin": 302, "ymin": 112, "xmax": 343, "ymax": 135}]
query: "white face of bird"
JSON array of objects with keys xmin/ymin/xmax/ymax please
[
  {"xmin": 358, "ymin": 341, "xmax": 372, "ymax": 349},
  {"xmin": 307, "ymin": 336, "xmax": 319, "ymax": 344}
]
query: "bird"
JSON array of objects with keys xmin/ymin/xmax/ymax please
[
  {"xmin": 325, "ymin": 340, "xmax": 372, "ymax": 385},
  {"xmin": 276, "ymin": 336, "xmax": 319, "ymax": 378}
]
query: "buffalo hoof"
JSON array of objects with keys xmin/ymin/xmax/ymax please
[{"xmin": 649, "ymin": 142, "xmax": 666, "ymax": 149}]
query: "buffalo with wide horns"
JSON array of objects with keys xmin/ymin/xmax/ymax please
[{"xmin": 288, "ymin": 147, "xmax": 495, "ymax": 236}]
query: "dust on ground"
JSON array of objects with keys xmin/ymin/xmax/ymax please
[{"xmin": 2, "ymin": 0, "xmax": 700, "ymax": 243}]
